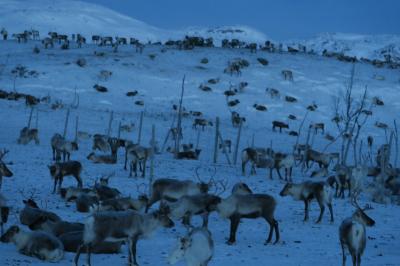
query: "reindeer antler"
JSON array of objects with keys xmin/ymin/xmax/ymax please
[
  {"xmin": 0, "ymin": 148, "xmax": 9, "ymax": 161},
  {"xmin": 214, "ymin": 178, "xmax": 228, "ymax": 196}
]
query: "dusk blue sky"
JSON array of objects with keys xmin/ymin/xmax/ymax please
[{"xmin": 82, "ymin": 0, "xmax": 400, "ymax": 40}]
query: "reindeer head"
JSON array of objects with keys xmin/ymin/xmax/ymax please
[
  {"xmin": 279, "ymin": 183, "xmax": 294, "ymax": 197},
  {"xmin": 0, "ymin": 225, "xmax": 19, "ymax": 243},
  {"xmin": 154, "ymin": 205, "xmax": 174, "ymax": 228},
  {"xmin": 351, "ymin": 198, "xmax": 375, "ymax": 227},
  {"xmin": 232, "ymin": 182, "xmax": 253, "ymax": 195}
]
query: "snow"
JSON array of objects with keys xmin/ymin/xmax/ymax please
[{"xmin": 0, "ymin": 1, "xmax": 399, "ymax": 266}]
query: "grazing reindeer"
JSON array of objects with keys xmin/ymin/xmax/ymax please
[
  {"xmin": 74, "ymin": 207, "xmax": 174, "ymax": 266},
  {"xmin": 28, "ymin": 215, "xmax": 84, "ymax": 237},
  {"xmin": 168, "ymin": 227, "xmax": 214, "ymax": 266},
  {"xmin": 20, "ymin": 198, "xmax": 61, "ymax": 226},
  {"xmin": 231, "ymin": 182, "xmax": 253, "ymax": 195},
  {"xmin": 48, "ymin": 161, "xmax": 83, "ymax": 193},
  {"xmin": 310, "ymin": 123, "xmax": 325, "ymax": 134},
  {"xmin": 87, "ymin": 138, "xmax": 120, "ymax": 164},
  {"xmin": 17, "ymin": 127, "xmax": 39, "ymax": 145},
  {"xmin": 272, "ymin": 121, "xmax": 289, "ymax": 133},
  {"xmin": 305, "ymin": 149, "xmax": 332, "ymax": 169},
  {"xmin": 59, "ymin": 230, "xmax": 122, "ymax": 253},
  {"xmin": 339, "ymin": 199, "xmax": 375, "ymax": 266},
  {"xmin": 51, "ymin": 133, "xmax": 79, "ymax": 161},
  {"xmin": 1, "ymin": 225, "xmax": 64, "ymax": 262},
  {"xmin": 282, "ymin": 70, "xmax": 293, "ymax": 81},
  {"xmin": 0, "ymin": 194, "xmax": 9, "ymax": 235},
  {"xmin": 279, "ymin": 181, "xmax": 334, "ymax": 223},
  {"xmin": 217, "ymin": 192, "xmax": 279, "ymax": 245},
  {"xmin": 146, "ymin": 174, "xmax": 212, "ymax": 212},
  {"xmin": 0, "ymin": 149, "xmax": 13, "ymax": 189}
]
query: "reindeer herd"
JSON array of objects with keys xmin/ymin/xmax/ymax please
[{"xmin": 0, "ymin": 25, "xmax": 399, "ymax": 266}]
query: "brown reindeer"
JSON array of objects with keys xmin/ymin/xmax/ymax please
[{"xmin": 0, "ymin": 149, "xmax": 13, "ymax": 190}]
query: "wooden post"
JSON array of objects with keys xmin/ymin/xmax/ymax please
[
  {"xmin": 150, "ymin": 125, "xmax": 155, "ymax": 181},
  {"xmin": 27, "ymin": 107, "xmax": 34, "ymax": 128},
  {"xmin": 137, "ymin": 111, "xmax": 144, "ymax": 144},
  {"xmin": 218, "ymin": 132, "xmax": 231, "ymax": 165},
  {"xmin": 107, "ymin": 111, "xmax": 114, "ymax": 137},
  {"xmin": 74, "ymin": 116, "xmax": 79, "ymax": 142},
  {"xmin": 195, "ymin": 129, "xmax": 201, "ymax": 149},
  {"xmin": 161, "ymin": 114, "xmax": 177, "ymax": 153},
  {"xmin": 213, "ymin": 117, "xmax": 219, "ymax": 163},
  {"xmin": 117, "ymin": 121, "xmax": 121, "ymax": 139},
  {"xmin": 63, "ymin": 108, "xmax": 70, "ymax": 138},
  {"xmin": 233, "ymin": 120, "xmax": 242, "ymax": 165},
  {"xmin": 175, "ymin": 75, "xmax": 186, "ymax": 158}
]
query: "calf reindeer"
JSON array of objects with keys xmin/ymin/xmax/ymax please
[
  {"xmin": 0, "ymin": 225, "xmax": 64, "ymax": 262},
  {"xmin": 48, "ymin": 161, "xmax": 83, "ymax": 193},
  {"xmin": 28, "ymin": 215, "xmax": 84, "ymax": 237},
  {"xmin": 127, "ymin": 145, "xmax": 154, "ymax": 177},
  {"xmin": 17, "ymin": 127, "xmax": 39, "ymax": 145},
  {"xmin": 20, "ymin": 199, "xmax": 61, "ymax": 226},
  {"xmin": 339, "ymin": 199, "xmax": 375, "ymax": 266},
  {"xmin": 241, "ymin": 147, "xmax": 274, "ymax": 175},
  {"xmin": 87, "ymin": 138, "xmax": 120, "ymax": 164},
  {"xmin": 74, "ymin": 207, "xmax": 174, "ymax": 266},
  {"xmin": 272, "ymin": 121, "xmax": 289, "ymax": 133},
  {"xmin": 59, "ymin": 231, "xmax": 122, "ymax": 254},
  {"xmin": 0, "ymin": 149, "xmax": 13, "ymax": 189},
  {"xmin": 51, "ymin": 133, "xmax": 79, "ymax": 161},
  {"xmin": 168, "ymin": 227, "xmax": 214, "ymax": 266},
  {"xmin": 280, "ymin": 181, "xmax": 334, "ymax": 223},
  {"xmin": 93, "ymin": 195, "xmax": 149, "ymax": 212},
  {"xmin": 217, "ymin": 192, "xmax": 279, "ymax": 245},
  {"xmin": 176, "ymin": 149, "xmax": 201, "ymax": 160}
]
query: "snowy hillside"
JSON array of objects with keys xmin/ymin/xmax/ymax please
[
  {"xmin": 290, "ymin": 32, "xmax": 400, "ymax": 62},
  {"xmin": 0, "ymin": 0, "xmax": 268, "ymax": 44}
]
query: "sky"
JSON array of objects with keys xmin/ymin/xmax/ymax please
[{"xmin": 82, "ymin": 0, "xmax": 400, "ymax": 40}]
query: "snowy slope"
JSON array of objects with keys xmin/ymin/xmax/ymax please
[
  {"xmin": 0, "ymin": 0, "xmax": 268, "ymax": 44},
  {"xmin": 0, "ymin": 37, "xmax": 399, "ymax": 266},
  {"xmin": 289, "ymin": 32, "xmax": 400, "ymax": 62}
]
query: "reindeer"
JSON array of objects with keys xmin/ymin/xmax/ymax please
[
  {"xmin": 115, "ymin": 37, "xmax": 127, "ymax": 45},
  {"xmin": 272, "ymin": 121, "xmax": 289, "ymax": 132},
  {"xmin": 146, "ymin": 172, "xmax": 213, "ymax": 212},
  {"xmin": 241, "ymin": 147, "xmax": 274, "ymax": 175},
  {"xmin": 0, "ymin": 149, "xmax": 13, "ymax": 189},
  {"xmin": 1, "ymin": 225, "xmax": 64, "ymax": 262},
  {"xmin": 127, "ymin": 145, "xmax": 154, "ymax": 177},
  {"xmin": 176, "ymin": 149, "xmax": 201, "ymax": 160},
  {"xmin": 273, "ymin": 153, "xmax": 295, "ymax": 181},
  {"xmin": 231, "ymin": 111, "xmax": 246, "ymax": 127},
  {"xmin": 92, "ymin": 134, "xmax": 110, "ymax": 152},
  {"xmin": 20, "ymin": 198, "xmax": 61, "ymax": 226},
  {"xmin": 42, "ymin": 37, "xmax": 54, "ymax": 48},
  {"xmin": 253, "ymin": 104, "xmax": 267, "ymax": 111},
  {"xmin": 92, "ymin": 35, "xmax": 101, "ymax": 44},
  {"xmin": 17, "ymin": 127, "xmax": 39, "ymax": 145},
  {"xmin": 48, "ymin": 161, "xmax": 83, "ymax": 193},
  {"xmin": 305, "ymin": 149, "xmax": 332, "ymax": 169},
  {"xmin": 87, "ymin": 138, "xmax": 120, "ymax": 164},
  {"xmin": 217, "ymin": 192, "xmax": 279, "ymax": 245},
  {"xmin": 60, "ymin": 187, "xmax": 96, "ymax": 201},
  {"xmin": 168, "ymin": 227, "xmax": 214, "ymax": 266},
  {"xmin": 0, "ymin": 28, "xmax": 7, "ymax": 40},
  {"xmin": 92, "ymin": 195, "xmax": 149, "ymax": 212},
  {"xmin": 59, "ymin": 230, "xmax": 122, "ymax": 253},
  {"xmin": 266, "ymin": 88, "xmax": 280, "ymax": 98},
  {"xmin": 167, "ymin": 193, "xmax": 222, "ymax": 228},
  {"xmin": 28, "ymin": 215, "xmax": 84, "ymax": 237},
  {"xmin": 193, "ymin": 118, "xmax": 213, "ymax": 130},
  {"xmin": 219, "ymin": 139, "xmax": 232, "ymax": 153},
  {"xmin": 51, "ymin": 133, "xmax": 79, "ymax": 161},
  {"xmin": 279, "ymin": 181, "xmax": 334, "ymax": 223},
  {"xmin": 100, "ymin": 36, "xmax": 113, "ymax": 46},
  {"xmin": 0, "ymin": 194, "xmax": 9, "ymax": 235},
  {"xmin": 310, "ymin": 123, "xmax": 325, "ymax": 134},
  {"xmin": 231, "ymin": 182, "xmax": 253, "ymax": 195},
  {"xmin": 74, "ymin": 207, "xmax": 174, "ymax": 266},
  {"xmin": 339, "ymin": 198, "xmax": 375, "ymax": 266},
  {"xmin": 282, "ymin": 70, "xmax": 293, "ymax": 81}
]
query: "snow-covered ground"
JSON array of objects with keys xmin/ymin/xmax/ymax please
[
  {"xmin": 0, "ymin": 36, "xmax": 399, "ymax": 266},
  {"xmin": 0, "ymin": 1, "xmax": 399, "ymax": 266}
]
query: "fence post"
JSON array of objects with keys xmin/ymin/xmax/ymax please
[
  {"xmin": 233, "ymin": 121, "xmax": 242, "ymax": 165},
  {"xmin": 213, "ymin": 117, "xmax": 219, "ymax": 163}
]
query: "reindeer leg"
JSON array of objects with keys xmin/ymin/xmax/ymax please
[
  {"xmin": 227, "ymin": 215, "xmax": 240, "ymax": 245},
  {"xmin": 276, "ymin": 167, "xmax": 283, "ymax": 180},
  {"xmin": 269, "ymin": 168, "xmax": 273, "ymax": 180},
  {"xmin": 328, "ymin": 203, "xmax": 334, "ymax": 223},
  {"xmin": 316, "ymin": 199, "xmax": 325, "ymax": 223},
  {"xmin": 241, "ymin": 162, "xmax": 246, "ymax": 176},
  {"xmin": 74, "ymin": 244, "xmax": 84, "ymax": 266},
  {"xmin": 130, "ymin": 234, "xmax": 139, "ymax": 266},
  {"xmin": 86, "ymin": 243, "xmax": 92, "ymax": 266},
  {"xmin": 202, "ymin": 212, "xmax": 209, "ymax": 228},
  {"xmin": 303, "ymin": 200, "xmax": 309, "ymax": 221},
  {"xmin": 52, "ymin": 177, "xmax": 57, "ymax": 194},
  {"xmin": 340, "ymin": 242, "xmax": 346, "ymax": 266},
  {"xmin": 142, "ymin": 160, "xmax": 146, "ymax": 178}
]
